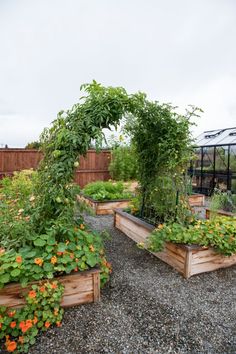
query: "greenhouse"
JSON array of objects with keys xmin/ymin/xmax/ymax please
[{"xmin": 190, "ymin": 127, "xmax": 236, "ymax": 195}]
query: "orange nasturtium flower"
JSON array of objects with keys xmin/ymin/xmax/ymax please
[
  {"xmin": 6, "ymin": 340, "xmax": 17, "ymax": 352},
  {"xmin": 19, "ymin": 320, "xmax": 32, "ymax": 333},
  {"xmin": 79, "ymin": 224, "xmax": 85, "ymax": 230},
  {"xmin": 39, "ymin": 286, "xmax": 45, "ymax": 293},
  {"xmin": 56, "ymin": 321, "xmax": 62, "ymax": 327},
  {"xmin": 10, "ymin": 321, "xmax": 16, "ymax": 329},
  {"xmin": 33, "ymin": 316, "xmax": 38, "ymax": 325},
  {"xmin": 8, "ymin": 311, "xmax": 16, "ymax": 318},
  {"xmin": 50, "ymin": 256, "xmax": 57, "ymax": 265},
  {"xmin": 34, "ymin": 258, "xmax": 43, "ymax": 266},
  {"xmin": 51, "ymin": 282, "xmax": 57, "ymax": 289},
  {"xmin": 16, "ymin": 255, "xmax": 22, "ymax": 264},
  {"xmin": 45, "ymin": 321, "xmax": 51, "ymax": 328},
  {"xmin": 28, "ymin": 290, "xmax": 36, "ymax": 298}
]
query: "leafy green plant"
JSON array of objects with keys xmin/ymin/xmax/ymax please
[
  {"xmin": 109, "ymin": 145, "xmax": 138, "ymax": 181},
  {"xmin": 82, "ymin": 181, "xmax": 132, "ymax": 201},
  {"xmin": 210, "ymin": 189, "xmax": 236, "ymax": 213},
  {"xmin": 0, "ymin": 280, "xmax": 64, "ymax": 353},
  {"xmin": 148, "ymin": 216, "xmax": 236, "ymax": 256}
]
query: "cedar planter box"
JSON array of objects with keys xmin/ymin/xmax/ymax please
[
  {"xmin": 205, "ymin": 208, "xmax": 236, "ymax": 219},
  {"xmin": 114, "ymin": 209, "xmax": 236, "ymax": 279},
  {"xmin": 0, "ymin": 268, "xmax": 100, "ymax": 309},
  {"xmin": 77, "ymin": 194, "xmax": 130, "ymax": 215},
  {"xmin": 188, "ymin": 194, "xmax": 205, "ymax": 207}
]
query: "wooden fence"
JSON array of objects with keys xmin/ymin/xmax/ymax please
[{"xmin": 0, "ymin": 149, "xmax": 111, "ymax": 188}]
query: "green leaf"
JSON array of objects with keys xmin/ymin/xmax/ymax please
[
  {"xmin": 57, "ymin": 243, "xmax": 66, "ymax": 252},
  {"xmin": 34, "ymin": 238, "xmax": 46, "ymax": 247},
  {"xmin": 43, "ymin": 262, "xmax": 54, "ymax": 272},
  {"xmin": 47, "ymin": 236, "xmax": 56, "ymax": 245},
  {"xmin": 10, "ymin": 269, "xmax": 21, "ymax": 277},
  {"xmin": 0, "ymin": 273, "xmax": 10, "ymax": 284}
]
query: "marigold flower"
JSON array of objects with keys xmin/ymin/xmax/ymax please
[
  {"xmin": 50, "ymin": 256, "xmax": 57, "ymax": 264},
  {"xmin": 16, "ymin": 255, "xmax": 22, "ymax": 264},
  {"xmin": 34, "ymin": 258, "xmax": 43, "ymax": 266},
  {"xmin": 10, "ymin": 321, "xmax": 16, "ymax": 329},
  {"xmin": 45, "ymin": 321, "xmax": 51, "ymax": 328},
  {"xmin": 28, "ymin": 290, "xmax": 36, "ymax": 298},
  {"xmin": 79, "ymin": 224, "xmax": 85, "ymax": 230},
  {"xmin": 6, "ymin": 340, "xmax": 17, "ymax": 352}
]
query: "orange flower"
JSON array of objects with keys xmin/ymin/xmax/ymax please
[
  {"xmin": 34, "ymin": 258, "xmax": 43, "ymax": 266},
  {"xmin": 89, "ymin": 245, "xmax": 95, "ymax": 252},
  {"xmin": 0, "ymin": 323, "xmax": 2, "ymax": 329},
  {"xmin": 19, "ymin": 320, "xmax": 32, "ymax": 333},
  {"xmin": 50, "ymin": 256, "xmax": 57, "ymax": 264},
  {"xmin": 70, "ymin": 253, "xmax": 74, "ymax": 259},
  {"xmin": 51, "ymin": 282, "xmax": 57, "ymax": 289},
  {"xmin": 40, "ymin": 286, "xmax": 45, "ymax": 293},
  {"xmin": 57, "ymin": 251, "xmax": 63, "ymax": 256},
  {"xmin": 10, "ymin": 321, "xmax": 16, "ymax": 329},
  {"xmin": 28, "ymin": 290, "xmax": 36, "ymax": 298},
  {"xmin": 56, "ymin": 321, "xmax": 62, "ymax": 327},
  {"xmin": 6, "ymin": 340, "xmax": 17, "ymax": 352},
  {"xmin": 74, "ymin": 267, "xmax": 78, "ymax": 272},
  {"xmin": 18, "ymin": 336, "xmax": 24, "ymax": 344},
  {"xmin": 45, "ymin": 321, "xmax": 51, "ymax": 328},
  {"xmin": 54, "ymin": 308, "xmax": 59, "ymax": 316},
  {"xmin": 16, "ymin": 255, "xmax": 22, "ymax": 264},
  {"xmin": 33, "ymin": 316, "xmax": 38, "ymax": 325},
  {"xmin": 79, "ymin": 224, "xmax": 85, "ymax": 230},
  {"xmin": 8, "ymin": 311, "xmax": 16, "ymax": 318},
  {"xmin": 157, "ymin": 224, "xmax": 164, "ymax": 229}
]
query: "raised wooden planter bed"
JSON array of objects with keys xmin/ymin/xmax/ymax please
[
  {"xmin": 114, "ymin": 209, "xmax": 236, "ymax": 278},
  {"xmin": 188, "ymin": 193, "xmax": 205, "ymax": 207},
  {"xmin": 0, "ymin": 268, "xmax": 100, "ymax": 309},
  {"xmin": 77, "ymin": 194, "xmax": 130, "ymax": 215},
  {"xmin": 205, "ymin": 208, "xmax": 236, "ymax": 219}
]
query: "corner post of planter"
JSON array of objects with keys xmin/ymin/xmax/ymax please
[
  {"xmin": 93, "ymin": 271, "xmax": 101, "ymax": 302},
  {"xmin": 184, "ymin": 247, "xmax": 193, "ymax": 279}
]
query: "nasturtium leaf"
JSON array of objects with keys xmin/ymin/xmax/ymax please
[
  {"xmin": 0, "ymin": 273, "xmax": 10, "ymax": 284},
  {"xmin": 10, "ymin": 269, "xmax": 21, "ymax": 277},
  {"xmin": 34, "ymin": 238, "xmax": 46, "ymax": 247},
  {"xmin": 43, "ymin": 262, "xmax": 54, "ymax": 272}
]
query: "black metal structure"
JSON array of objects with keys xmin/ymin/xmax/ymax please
[{"xmin": 190, "ymin": 127, "xmax": 236, "ymax": 195}]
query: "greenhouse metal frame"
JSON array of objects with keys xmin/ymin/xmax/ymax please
[{"xmin": 190, "ymin": 127, "xmax": 236, "ymax": 195}]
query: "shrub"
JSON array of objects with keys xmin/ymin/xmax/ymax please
[
  {"xmin": 109, "ymin": 145, "xmax": 138, "ymax": 181},
  {"xmin": 82, "ymin": 181, "xmax": 132, "ymax": 201},
  {"xmin": 210, "ymin": 189, "xmax": 236, "ymax": 213}
]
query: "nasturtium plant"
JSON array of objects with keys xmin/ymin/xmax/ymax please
[{"xmin": 82, "ymin": 181, "xmax": 132, "ymax": 201}]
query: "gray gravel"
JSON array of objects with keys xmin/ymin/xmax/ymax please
[{"xmin": 28, "ymin": 215, "xmax": 236, "ymax": 354}]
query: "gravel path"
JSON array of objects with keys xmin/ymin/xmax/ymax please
[{"xmin": 29, "ymin": 215, "xmax": 236, "ymax": 354}]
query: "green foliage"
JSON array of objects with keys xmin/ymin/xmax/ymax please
[
  {"xmin": 0, "ymin": 170, "xmax": 38, "ymax": 250},
  {"xmin": 109, "ymin": 145, "xmax": 138, "ymax": 181},
  {"xmin": 0, "ymin": 280, "xmax": 64, "ymax": 353},
  {"xmin": 25, "ymin": 141, "xmax": 41, "ymax": 149},
  {"xmin": 125, "ymin": 102, "xmax": 201, "ymax": 223},
  {"xmin": 0, "ymin": 222, "xmax": 111, "ymax": 289},
  {"xmin": 210, "ymin": 189, "xmax": 236, "ymax": 213},
  {"xmin": 83, "ymin": 181, "xmax": 132, "ymax": 201},
  {"xmin": 148, "ymin": 216, "xmax": 236, "ymax": 256}
]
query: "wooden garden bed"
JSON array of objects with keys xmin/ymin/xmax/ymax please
[
  {"xmin": 77, "ymin": 194, "xmax": 130, "ymax": 215},
  {"xmin": 114, "ymin": 209, "xmax": 236, "ymax": 278},
  {"xmin": 188, "ymin": 193, "xmax": 205, "ymax": 207},
  {"xmin": 205, "ymin": 208, "xmax": 236, "ymax": 219},
  {"xmin": 0, "ymin": 268, "xmax": 100, "ymax": 309}
]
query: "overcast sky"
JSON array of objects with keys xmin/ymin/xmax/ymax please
[{"xmin": 0, "ymin": 0, "xmax": 235, "ymax": 147}]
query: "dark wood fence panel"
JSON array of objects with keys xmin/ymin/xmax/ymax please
[{"xmin": 0, "ymin": 149, "xmax": 111, "ymax": 188}]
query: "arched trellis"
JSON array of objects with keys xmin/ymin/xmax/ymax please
[{"xmin": 32, "ymin": 81, "xmax": 197, "ymax": 232}]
